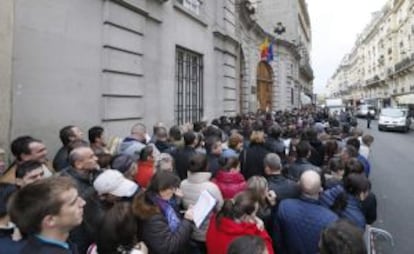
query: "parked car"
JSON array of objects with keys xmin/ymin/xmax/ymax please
[
  {"xmin": 378, "ymin": 108, "xmax": 411, "ymax": 132},
  {"xmin": 356, "ymin": 104, "xmax": 376, "ymax": 118}
]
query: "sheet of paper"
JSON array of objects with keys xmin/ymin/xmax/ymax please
[{"xmin": 193, "ymin": 190, "xmax": 217, "ymax": 228}]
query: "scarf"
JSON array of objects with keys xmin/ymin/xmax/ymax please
[{"xmin": 151, "ymin": 195, "xmax": 181, "ymax": 232}]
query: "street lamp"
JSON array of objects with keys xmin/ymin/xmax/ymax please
[{"xmin": 274, "ymin": 22, "xmax": 286, "ymax": 36}]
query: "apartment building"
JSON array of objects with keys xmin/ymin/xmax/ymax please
[{"xmin": 327, "ymin": 0, "xmax": 414, "ymax": 109}]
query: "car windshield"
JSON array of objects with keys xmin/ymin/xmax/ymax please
[
  {"xmin": 381, "ymin": 108, "xmax": 405, "ymax": 117},
  {"xmin": 359, "ymin": 105, "xmax": 375, "ymax": 110}
]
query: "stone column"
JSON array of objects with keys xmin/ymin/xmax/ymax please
[{"xmin": 0, "ymin": 0, "xmax": 14, "ymax": 159}]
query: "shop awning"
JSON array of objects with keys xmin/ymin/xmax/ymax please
[{"xmin": 396, "ymin": 93, "xmax": 414, "ymax": 104}]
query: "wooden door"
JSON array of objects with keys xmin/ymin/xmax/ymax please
[{"xmin": 257, "ymin": 61, "xmax": 273, "ymax": 111}]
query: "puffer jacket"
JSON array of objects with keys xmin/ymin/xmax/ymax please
[
  {"xmin": 212, "ymin": 170, "xmax": 247, "ymax": 199},
  {"xmin": 206, "ymin": 215, "xmax": 274, "ymax": 254},
  {"xmin": 132, "ymin": 193, "xmax": 193, "ymax": 254},
  {"xmin": 278, "ymin": 197, "xmax": 338, "ymax": 254},
  {"xmin": 320, "ymin": 184, "xmax": 366, "ymax": 229},
  {"xmin": 180, "ymin": 172, "xmax": 224, "ymax": 242}
]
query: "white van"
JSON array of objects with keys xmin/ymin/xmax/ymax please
[{"xmin": 378, "ymin": 108, "xmax": 411, "ymax": 132}]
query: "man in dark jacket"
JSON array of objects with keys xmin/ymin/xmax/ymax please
[
  {"xmin": 154, "ymin": 126, "xmax": 173, "ymax": 153},
  {"xmin": 9, "ymin": 177, "xmax": 85, "ymax": 254},
  {"xmin": 264, "ymin": 153, "xmax": 300, "ymax": 253},
  {"xmin": 278, "ymin": 170, "xmax": 338, "ymax": 254},
  {"xmin": 205, "ymin": 136, "xmax": 223, "ymax": 177},
  {"xmin": 171, "ymin": 131, "xmax": 197, "ymax": 180},
  {"xmin": 265, "ymin": 154, "xmax": 300, "ymax": 202},
  {"xmin": 265, "ymin": 125, "xmax": 286, "ymax": 163},
  {"xmin": 286, "ymin": 141, "xmax": 321, "ymax": 182},
  {"xmin": 59, "ymin": 146, "xmax": 102, "ymax": 254},
  {"xmin": 53, "ymin": 125, "xmax": 84, "ymax": 171},
  {"xmin": 303, "ymin": 128, "xmax": 325, "ymax": 167}
]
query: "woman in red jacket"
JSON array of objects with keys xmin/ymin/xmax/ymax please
[
  {"xmin": 212, "ymin": 156, "xmax": 247, "ymax": 199},
  {"xmin": 135, "ymin": 145, "xmax": 155, "ymax": 188},
  {"xmin": 206, "ymin": 190, "xmax": 274, "ymax": 254}
]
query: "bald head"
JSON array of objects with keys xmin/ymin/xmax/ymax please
[
  {"xmin": 131, "ymin": 123, "xmax": 146, "ymax": 135},
  {"xmin": 69, "ymin": 146, "xmax": 98, "ymax": 171},
  {"xmin": 299, "ymin": 170, "xmax": 321, "ymax": 198},
  {"xmin": 131, "ymin": 123, "xmax": 147, "ymax": 141}
]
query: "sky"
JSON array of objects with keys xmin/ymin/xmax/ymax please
[{"xmin": 308, "ymin": 0, "xmax": 389, "ymax": 95}]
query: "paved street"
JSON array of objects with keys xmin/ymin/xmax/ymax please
[{"xmin": 359, "ymin": 119, "xmax": 414, "ymax": 253}]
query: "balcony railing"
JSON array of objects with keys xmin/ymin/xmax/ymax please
[
  {"xmin": 394, "ymin": 53, "xmax": 414, "ymax": 74},
  {"xmin": 366, "ymin": 75, "xmax": 380, "ymax": 85},
  {"xmin": 299, "ymin": 61, "xmax": 314, "ymax": 81}
]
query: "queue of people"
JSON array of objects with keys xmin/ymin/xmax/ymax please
[{"xmin": 0, "ymin": 107, "xmax": 375, "ymax": 254}]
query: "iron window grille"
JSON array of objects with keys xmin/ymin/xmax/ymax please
[{"xmin": 175, "ymin": 46, "xmax": 204, "ymax": 125}]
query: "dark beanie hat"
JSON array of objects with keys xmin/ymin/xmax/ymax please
[{"xmin": 111, "ymin": 154, "xmax": 135, "ymax": 174}]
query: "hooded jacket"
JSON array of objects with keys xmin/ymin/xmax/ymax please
[{"xmin": 206, "ymin": 215, "xmax": 274, "ymax": 254}]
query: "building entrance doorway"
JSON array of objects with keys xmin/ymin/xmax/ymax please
[{"xmin": 256, "ymin": 61, "xmax": 273, "ymax": 112}]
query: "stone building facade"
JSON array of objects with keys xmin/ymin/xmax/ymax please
[
  {"xmin": 327, "ymin": 0, "xmax": 414, "ymax": 109},
  {"xmin": 0, "ymin": 0, "xmax": 313, "ymax": 157}
]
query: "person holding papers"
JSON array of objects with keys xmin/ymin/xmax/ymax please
[
  {"xmin": 206, "ymin": 190, "xmax": 274, "ymax": 254},
  {"xmin": 132, "ymin": 171, "xmax": 194, "ymax": 254},
  {"xmin": 180, "ymin": 153, "xmax": 224, "ymax": 254}
]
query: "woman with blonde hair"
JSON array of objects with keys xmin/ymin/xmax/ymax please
[
  {"xmin": 247, "ymin": 176, "xmax": 276, "ymax": 234},
  {"xmin": 239, "ymin": 130, "xmax": 269, "ymax": 179}
]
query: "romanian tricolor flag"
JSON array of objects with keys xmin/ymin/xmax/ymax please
[
  {"xmin": 259, "ymin": 38, "xmax": 274, "ymax": 62},
  {"xmin": 260, "ymin": 37, "xmax": 269, "ymax": 60}
]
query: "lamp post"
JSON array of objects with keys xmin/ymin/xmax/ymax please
[
  {"xmin": 274, "ymin": 22, "xmax": 286, "ymax": 36},
  {"xmin": 273, "ymin": 22, "xmax": 290, "ymax": 108}
]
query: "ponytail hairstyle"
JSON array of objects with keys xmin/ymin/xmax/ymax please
[
  {"xmin": 215, "ymin": 189, "xmax": 258, "ymax": 226},
  {"xmin": 218, "ymin": 156, "xmax": 239, "ymax": 171}
]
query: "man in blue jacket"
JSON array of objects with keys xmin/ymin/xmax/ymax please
[{"xmin": 278, "ymin": 170, "xmax": 338, "ymax": 254}]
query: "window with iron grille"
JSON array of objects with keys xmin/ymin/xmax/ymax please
[{"xmin": 175, "ymin": 47, "xmax": 204, "ymax": 125}]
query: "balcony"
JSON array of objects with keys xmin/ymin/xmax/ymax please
[
  {"xmin": 394, "ymin": 53, "xmax": 414, "ymax": 75},
  {"xmin": 299, "ymin": 61, "xmax": 314, "ymax": 81},
  {"xmin": 366, "ymin": 75, "xmax": 381, "ymax": 88}
]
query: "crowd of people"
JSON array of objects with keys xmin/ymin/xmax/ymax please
[{"xmin": 0, "ymin": 107, "xmax": 376, "ymax": 254}]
